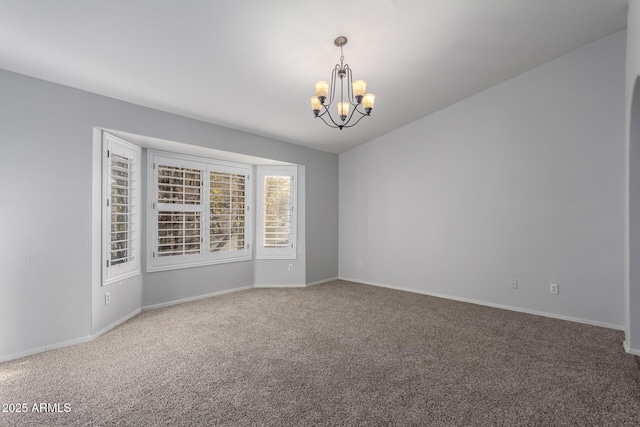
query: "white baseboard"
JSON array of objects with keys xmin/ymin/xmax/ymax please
[
  {"xmin": 624, "ymin": 340, "xmax": 640, "ymax": 356},
  {"xmin": 142, "ymin": 285, "xmax": 254, "ymax": 311},
  {"xmin": 0, "ymin": 335, "xmax": 94, "ymax": 363},
  {"xmin": 3, "ymin": 278, "xmax": 629, "ymax": 364},
  {"xmin": 0, "ymin": 308, "xmax": 144, "ymax": 363},
  {"xmin": 306, "ymin": 277, "xmax": 339, "ymax": 287},
  {"xmin": 254, "ymin": 283, "xmax": 306, "ymax": 288},
  {"xmin": 339, "ymin": 277, "xmax": 624, "ymax": 331},
  {"xmin": 91, "ymin": 308, "xmax": 141, "ymax": 339},
  {"xmin": 254, "ymin": 277, "xmax": 339, "ymax": 288},
  {"xmin": 4, "ymin": 280, "xmax": 350, "ymax": 363}
]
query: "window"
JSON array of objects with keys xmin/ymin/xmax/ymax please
[
  {"xmin": 209, "ymin": 171, "xmax": 247, "ymax": 254},
  {"xmin": 256, "ymin": 166, "xmax": 297, "ymax": 259},
  {"xmin": 103, "ymin": 132, "xmax": 141, "ymax": 284},
  {"xmin": 148, "ymin": 151, "xmax": 251, "ymax": 271}
]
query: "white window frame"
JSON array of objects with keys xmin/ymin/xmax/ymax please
[
  {"xmin": 256, "ymin": 165, "xmax": 297, "ymax": 260},
  {"xmin": 102, "ymin": 132, "xmax": 141, "ymax": 285},
  {"xmin": 147, "ymin": 150, "xmax": 252, "ymax": 272}
]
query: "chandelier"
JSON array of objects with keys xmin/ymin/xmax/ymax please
[{"xmin": 310, "ymin": 36, "xmax": 376, "ymax": 130}]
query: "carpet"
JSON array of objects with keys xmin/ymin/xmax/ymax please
[{"xmin": 1, "ymin": 280, "xmax": 639, "ymax": 426}]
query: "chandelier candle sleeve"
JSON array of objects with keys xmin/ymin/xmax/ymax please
[
  {"xmin": 315, "ymin": 81, "xmax": 329, "ymax": 103},
  {"xmin": 363, "ymin": 93, "xmax": 375, "ymax": 114},
  {"xmin": 337, "ymin": 102, "xmax": 349, "ymax": 121},
  {"xmin": 309, "ymin": 36, "xmax": 376, "ymax": 130},
  {"xmin": 310, "ymin": 96, "xmax": 321, "ymax": 115},
  {"xmin": 352, "ymin": 80, "xmax": 367, "ymax": 103}
]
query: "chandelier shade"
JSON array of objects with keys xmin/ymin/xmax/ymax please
[
  {"xmin": 352, "ymin": 80, "xmax": 367, "ymax": 98},
  {"xmin": 310, "ymin": 36, "xmax": 376, "ymax": 130},
  {"xmin": 315, "ymin": 81, "xmax": 329, "ymax": 100}
]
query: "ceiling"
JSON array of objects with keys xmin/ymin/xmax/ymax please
[{"xmin": 0, "ymin": 0, "xmax": 629, "ymax": 154}]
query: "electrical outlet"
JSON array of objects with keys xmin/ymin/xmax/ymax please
[
  {"xmin": 509, "ymin": 279, "xmax": 518, "ymax": 289},
  {"xmin": 550, "ymin": 283, "xmax": 559, "ymax": 295},
  {"xmin": 288, "ymin": 264, "xmax": 294, "ymax": 272},
  {"xmin": 357, "ymin": 260, "xmax": 362, "ymax": 268},
  {"xmin": 105, "ymin": 292, "xmax": 111, "ymax": 305}
]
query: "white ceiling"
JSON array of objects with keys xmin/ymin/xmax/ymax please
[{"xmin": 0, "ymin": 0, "xmax": 629, "ymax": 154}]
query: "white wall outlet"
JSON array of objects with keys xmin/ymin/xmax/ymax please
[
  {"xmin": 105, "ymin": 292, "xmax": 111, "ymax": 305},
  {"xmin": 550, "ymin": 283, "xmax": 559, "ymax": 294},
  {"xmin": 509, "ymin": 279, "xmax": 518, "ymax": 289},
  {"xmin": 357, "ymin": 260, "xmax": 362, "ymax": 268},
  {"xmin": 288, "ymin": 264, "xmax": 294, "ymax": 272}
]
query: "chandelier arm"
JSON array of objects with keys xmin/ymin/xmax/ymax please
[
  {"xmin": 316, "ymin": 108, "xmax": 329, "ymax": 119},
  {"xmin": 320, "ymin": 105, "xmax": 343, "ymax": 128},
  {"xmin": 340, "ymin": 67, "xmax": 344, "ymax": 108},
  {"xmin": 345, "ymin": 65, "xmax": 357, "ymax": 105},
  {"xmin": 328, "ymin": 66, "xmax": 339, "ymax": 106},
  {"xmin": 322, "ymin": 93, "xmax": 367, "ymax": 129},
  {"xmin": 351, "ymin": 103, "xmax": 368, "ymax": 116},
  {"xmin": 340, "ymin": 112, "xmax": 369, "ymax": 129},
  {"xmin": 317, "ymin": 112, "xmax": 341, "ymax": 129},
  {"xmin": 341, "ymin": 101, "xmax": 363, "ymax": 127}
]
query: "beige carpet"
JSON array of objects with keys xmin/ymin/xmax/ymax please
[{"xmin": 1, "ymin": 280, "xmax": 639, "ymax": 426}]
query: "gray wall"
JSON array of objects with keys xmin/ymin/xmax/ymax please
[
  {"xmin": 0, "ymin": 69, "xmax": 339, "ymax": 360},
  {"xmin": 626, "ymin": 0, "xmax": 640, "ymax": 354},
  {"xmin": 339, "ymin": 30, "xmax": 626, "ymax": 328}
]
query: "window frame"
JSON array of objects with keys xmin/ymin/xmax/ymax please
[
  {"xmin": 256, "ymin": 165, "xmax": 297, "ymax": 260},
  {"xmin": 102, "ymin": 132, "xmax": 141, "ymax": 285},
  {"xmin": 147, "ymin": 150, "xmax": 252, "ymax": 272}
]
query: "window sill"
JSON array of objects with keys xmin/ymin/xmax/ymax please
[
  {"xmin": 146, "ymin": 255, "xmax": 252, "ymax": 273},
  {"xmin": 103, "ymin": 270, "xmax": 141, "ymax": 287}
]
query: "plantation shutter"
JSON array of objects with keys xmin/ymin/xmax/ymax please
[
  {"xmin": 256, "ymin": 166, "xmax": 297, "ymax": 259},
  {"xmin": 148, "ymin": 151, "xmax": 252, "ymax": 272},
  {"xmin": 154, "ymin": 160, "xmax": 204, "ymax": 263},
  {"xmin": 263, "ymin": 176, "xmax": 292, "ymax": 248},
  {"xmin": 210, "ymin": 172, "xmax": 246, "ymax": 253},
  {"xmin": 103, "ymin": 133, "xmax": 141, "ymax": 284}
]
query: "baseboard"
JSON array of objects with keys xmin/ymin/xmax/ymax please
[
  {"xmin": 254, "ymin": 277, "xmax": 339, "ymax": 288},
  {"xmin": 306, "ymin": 277, "xmax": 339, "ymax": 287},
  {"xmin": 624, "ymin": 340, "xmax": 640, "ymax": 356},
  {"xmin": 142, "ymin": 286, "xmax": 254, "ymax": 311},
  {"xmin": 339, "ymin": 277, "xmax": 624, "ymax": 331},
  {"xmin": 3, "ymin": 278, "xmax": 628, "ymax": 364},
  {"xmin": 91, "ymin": 308, "xmax": 142, "ymax": 339},
  {"xmin": 1, "ymin": 283, "xmax": 304, "ymax": 363},
  {"xmin": 0, "ymin": 308, "xmax": 144, "ymax": 363},
  {"xmin": 254, "ymin": 284, "xmax": 306, "ymax": 288},
  {"xmin": 0, "ymin": 335, "xmax": 94, "ymax": 363}
]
